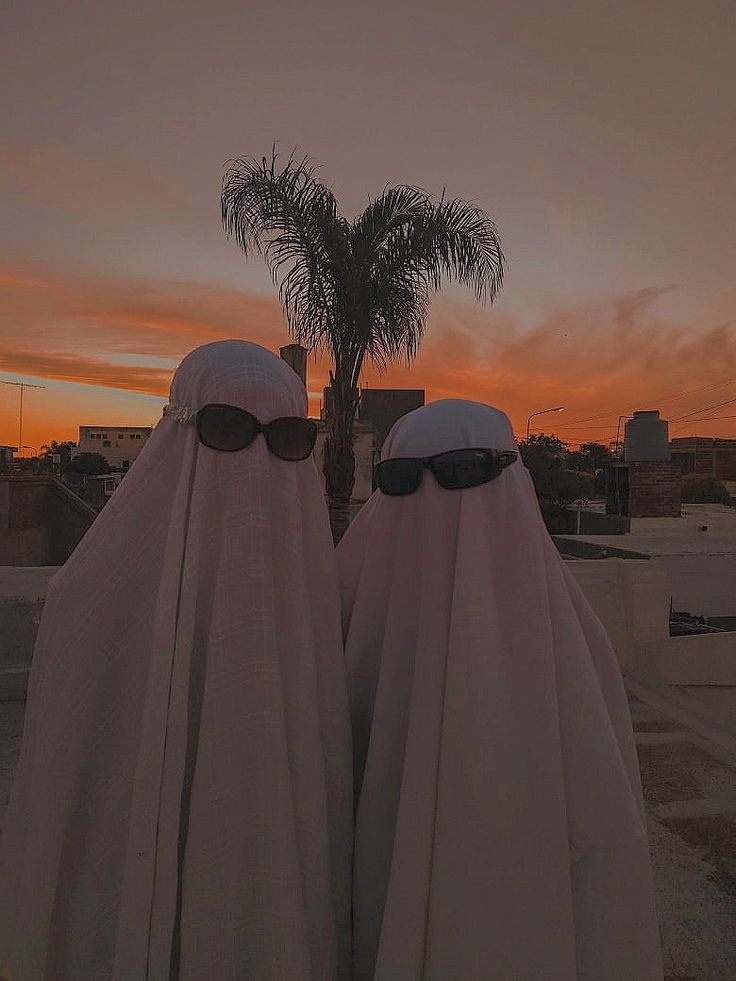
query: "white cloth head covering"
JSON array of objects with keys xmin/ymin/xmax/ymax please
[
  {"xmin": 337, "ymin": 398, "xmax": 662, "ymax": 981},
  {"xmin": 0, "ymin": 340, "xmax": 352, "ymax": 980}
]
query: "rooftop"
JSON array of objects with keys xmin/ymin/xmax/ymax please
[
  {"xmin": 563, "ymin": 504, "xmax": 736, "ymax": 557},
  {"xmin": 79, "ymin": 425, "xmax": 153, "ymax": 431}
]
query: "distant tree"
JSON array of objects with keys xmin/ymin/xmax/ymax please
[
  {"xmin": 64, "ymin": 452, "xmax": 111, "ymax": 476},
  {"xmin": 39, "ymin": 440, "xmax": 76, "ymax": 472},
  {"xmin": 680, "ymin": 475, "xmax": 732, "ymax": 505},
  {"xmin": 518, "ymin": 434, "xmax": 569, "ymax": 499},
  {"xmin": 519, "ymin": 433, "xmax": 596, "ymax": 532},
  {"xmin": 567, "ymin": 441, "xmax": 614, "ymax": 474},
  {"xmin": 14, "ymin": 455, "xmax": 41, "ymax": 474}
]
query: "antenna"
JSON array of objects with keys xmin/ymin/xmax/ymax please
[{"xmin": 0, "ymin": 380, "xmax": 47, "ymax": 457}]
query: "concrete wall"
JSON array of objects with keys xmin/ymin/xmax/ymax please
[
  {"xmin": 568, "ymin": 558, "xmax": 670, "ymax": 673},
  {"xmin": 0, "ymin": 477, "xmax": 51, "ymax": 564},
  {"xmin": 0, "ymin": 477, "xmax": 97, "ymax": 566},
  {"xmin": 637, "ymin": 631, "xmax": 736, "ymax": 735},
  {"xmin": 48, "ymin": 480, "xmax": 98, "ymax": 564},
  {"xmin": 657, "ymin": 554, "xmax": 736, "ymax": 618},
  {"xmin": 570, "ymin": 556, "xmax": 736, "ymax": 736},
  {"xmin": 639, "ymin": 632, "xmax": 736, "ymax": 686},
  {"xmin": 0, "ymin": 566, "xmax": 58, "ymax": 698}
]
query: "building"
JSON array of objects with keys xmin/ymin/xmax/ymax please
[
  {"xmin": 356, "ymin": 388, "xmax": 425, "ymax": 445},
  {"xmin": 277, "ymin": 347, "xmax": 426, "ymax": 501},
  {"xmin": 75, "ymin": 426, "xmax": 153, "ymax": 470},
  {"xmin": 670, "ymin": 436, "xmax": 736, "ymax": 484},
  {"xmin": 0, "ymin": 446, "xmax": 17, "ymax": 467},
  {"xmin": 321, "ymin": 387, "xmax": 425, "ymax": 443},
  {"xmin": 321, "ymin": 386, "xmax": 426, "ymax": 493}
]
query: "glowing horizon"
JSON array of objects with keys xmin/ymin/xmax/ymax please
[
  {"xmin": 2, "ymin": 261, "xmax": 735, "ymax": 454},
  {"xmin": 3, "ymin": 3, "xmax": 734, "ymax": 454}
]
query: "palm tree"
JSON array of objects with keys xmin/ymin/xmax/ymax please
[{"xmin": 221, "ymin": 149, "xmax": 505, "ymax": 541}]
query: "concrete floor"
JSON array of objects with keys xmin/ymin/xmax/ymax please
[
  {"xmin": 628, "ymin": 683, "xmax": 736, "ymax": 979},
  {"xmin": 1, "ymin": 684, "xmax": 735, "ymax": 978}
]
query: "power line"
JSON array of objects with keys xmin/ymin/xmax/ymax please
[
  {"xmin": 555, "ymin": 423, "xmax": 626, "ymax": 430},
  {"xmin": 559, "ymin": 373, "xmax": 736, "ymax": 430},
  {"xmin": 671, "ymin": 414, "xmax": 736, "ymax": 422},
  {"xmin": 671, "ymin": 415, "xmax": 736, "ymax": 435},
  {"xmin": 671, "ymin": 394, "xmax": 736, "ymax": 423}
]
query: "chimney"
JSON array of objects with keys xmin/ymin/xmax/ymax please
[{"xmin": 279, "ymin": 344, "xmax": 307, "ymax": 386}]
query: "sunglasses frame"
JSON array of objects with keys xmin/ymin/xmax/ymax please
[
  {"xmin": 376, "ymin": 448, "xmax": 518, "ymax": 496},
  {"xmin": 195, "ymin": 403, "xmax": 318, "ymax": 460}
]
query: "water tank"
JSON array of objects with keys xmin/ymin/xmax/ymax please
[{"xmin": 624, "ymin": 410, "xmax": 670, "ymax": 462}]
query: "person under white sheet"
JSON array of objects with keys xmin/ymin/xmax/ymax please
[
  {"xmin": 337, "ymin": 398, "xmax": 663, "ymax": 981},
  {"xmin": 0, "ymin": 339, "xmax": 352, "ymax": 981}
]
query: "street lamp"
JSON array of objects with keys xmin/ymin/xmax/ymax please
[{"xmin": 526, "ymin": 406, "xmax": 564, "ymax": 438}]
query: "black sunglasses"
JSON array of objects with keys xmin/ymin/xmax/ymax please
[
  {"xmin": 196, "ymin": 403, "xmax": 317, "ymax": 461},
  {"xmin": 376, "ymin": 448, "xmax": 518, "ymax": 496}
]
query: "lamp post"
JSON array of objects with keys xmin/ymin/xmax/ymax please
[{"xmin": 526, "ymin": 405, "xmax": 564, "ymax": 438}]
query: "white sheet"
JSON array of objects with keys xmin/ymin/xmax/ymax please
[
  {"xmin": 337, "ymin": 398, "xmax": 662, "ymax": 981},
  {"xmin": 0, "ymin": 340, "xmax": 352, "ymax": 980}
]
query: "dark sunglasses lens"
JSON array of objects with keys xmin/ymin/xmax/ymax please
[
  {"xmin": 266, "ymin": 418, "xmax": 317, "ymax": 461},
  {"xmin": 198, "ymin": 404, "xmax": 257, "ymax": 452},
  {"xmin": 377, "ymin": 458, "xmax": 424, "ymax": 496},
  {"xmin": 432, "ymin": 450, "xmax": 498, "ymax": 490}
]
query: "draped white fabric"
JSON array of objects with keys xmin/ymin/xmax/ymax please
[
  {"xmin": 337, "ymin": 399, "xmax": 663, "ymax": 981},
  {"xmin": 0, "ymin": 340, "xmax": 352, "ymax": 980}
]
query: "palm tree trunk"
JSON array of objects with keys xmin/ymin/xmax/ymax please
[
  {"xmin": 323, "ymin": 371, "xmax": 358, "ymax": 544},
  {"xmin": 324, "ymin": 434, "xmax": 355, "ymax": 544}
]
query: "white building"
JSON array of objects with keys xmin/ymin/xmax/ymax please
[{"xmin": 75, "ymin": 426, "xmax": 152, "ymax": 470}]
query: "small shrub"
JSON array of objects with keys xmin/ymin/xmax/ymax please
[{"xmin": 680, "ymin": 475, "xmax": 731, "ymax": 505}]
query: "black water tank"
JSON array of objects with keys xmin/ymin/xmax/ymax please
[{"xmin": 624, "ymin": 410, "xmax": 670, "ymax": 462}]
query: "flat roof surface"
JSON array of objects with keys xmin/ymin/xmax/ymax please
[
  {"xmin": 571, "ymin": 504, "xmax": 736, "ymax": 556},
  {"xmin": 570, "ymin": 533, "xmax": 736, "ymax": 556}
]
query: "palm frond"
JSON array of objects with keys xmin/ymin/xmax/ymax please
[
  {"xmin": 221, "ymin": 149, "xmax": 346, "ymax": 345},
  {"xmin": 351, "ymin": 185, "xmax": 429, "ymax": 252},
  {"xmin": 222, "ymin": 152, "xmax": 505, "ymax": 382},
  {"xmin": 346, "ymin": 189, "xmax": 504, "ymax": 372}
]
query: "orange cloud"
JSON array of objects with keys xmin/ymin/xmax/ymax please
[
  {"xmin": 1, "ymin": 260, "xmax": 735, "ymax": 452},
  {"xmin": 366, "ymin": 288, "xmax": 736, "ymax": 443}
]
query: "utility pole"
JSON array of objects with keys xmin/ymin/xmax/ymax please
[
  {"xmin": 614, "ymin": 415, "xmax": 633, "ymax": 457},
  {"xmin": 0, "ymin": 379, "xmax": 46, "ymax": 457}
]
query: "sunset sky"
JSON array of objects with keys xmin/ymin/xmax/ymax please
[{"xmin": 2, "ymin": 1, "xmax": 735, "ymax": 451}]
